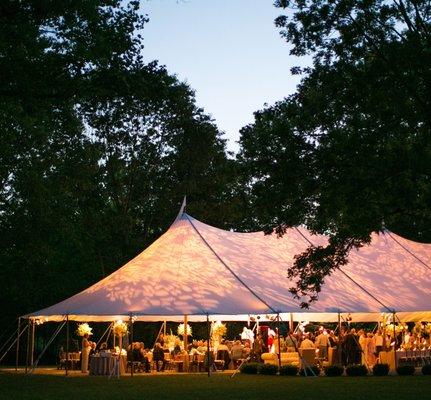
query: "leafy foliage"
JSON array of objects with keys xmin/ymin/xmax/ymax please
[
  {"xmin": 373, "ymin": 363, "xmax": 390, "ymax": 376},
  {"xmin": 346, "ymin": 364, "xmax": 368, "ymax": 376},
  {"xmin": 279, "ymin": 364, "xmax": 299, "ymax": 376},
  {"xmin": 239, "ymin": 0, "xmax": 431, "ymax": 306},
  {"xmin": 397, "ymin": 365, "xmax": 416, "ymax": 376},
  {"xmin": 422, "ymin": 364, "xmax": 431, "ymax": 375},
  {"xmin": 258, "ymin": 363, "xmax": 279, "ymax": 375},
  {"xmin": 240, "ymin": 362, "xmax": 260, "ymax": 374},
  {"xmin": 0, "ymin": 1, "xmax": 242, "ymax": 330},
  {"xmin": 324, "ymin": 364, "xmax": 344, "ymax": 377}
]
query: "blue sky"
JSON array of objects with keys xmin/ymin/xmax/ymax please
[{"xmin": 141, "ymin": 0, "xmax": 307, "ymax": 152}]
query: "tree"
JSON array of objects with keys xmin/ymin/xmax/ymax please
[
  {"xmin": 0, "ymin": 1, "xmax": 241, "ymax": 330},
  {"xmin": 238, "ymin": 0, "xmax": 431, "ymax": 307}
]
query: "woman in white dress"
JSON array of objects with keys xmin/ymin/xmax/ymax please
[{"xmin": 81, "ymin": 333, "xmax": 92, "ymax": 373}]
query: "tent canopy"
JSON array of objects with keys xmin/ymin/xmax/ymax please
[{"xmin": 26, "ymin": 210, "xmax": 431, "ymax": 323}]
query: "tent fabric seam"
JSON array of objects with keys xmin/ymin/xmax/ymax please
[
  {"xmin": 184, "ymin": 213, "xmax": 279, "ymax": 314},
  {"xmin": 293, "ymin": 227, "xmax": 394, "ymax": 313}
]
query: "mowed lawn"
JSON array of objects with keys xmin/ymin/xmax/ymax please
[{"xmin": 1, "ymin": 372, "xmax": 431, "ymax": 400}]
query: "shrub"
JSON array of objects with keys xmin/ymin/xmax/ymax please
[
  {"xmin": 396, "ymin": 365, "xmax": 415, "ymax": 376},
  {"xmin": 258, "ymin": 363, "xmax": 278, "ymax": 375},
  {"xmin": 324, "ymin": 365, "xmax": 344, "ymax": 377},
  {"xmin": 279, "ymin": 364, "xmax": 299, "ymax": 376},
  {"xmin": 373, "ymin": 363, "xmax": 389, "ymax": 376},
  {"xmin": 422, "ymin": 364, "xmax": 431, "ymax": 375},
  {"xmin": 346, "ymin": 364, "xmax": 368, "ymax": 376},
  {"xmin": 299, "ymin": 365, "xmax": 320, "ymax": 376},
  {"xmin": 240, "ymin": 362, "xmax": 260, "ymax": 374}
]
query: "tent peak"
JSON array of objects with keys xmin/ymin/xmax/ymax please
[{"xmin": 173, "ymin": 196, "xmax": 187, "ymax": 223}]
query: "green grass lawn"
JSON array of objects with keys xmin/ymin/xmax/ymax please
[{"xmin": 0, "ymin": 372, "xmax": 430, "ymax": 400}]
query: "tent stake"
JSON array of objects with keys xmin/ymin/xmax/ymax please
[
  {"xmin": 206, "ymin": 314, "xmax": 210, "ymax": 377},
  {"xmin": 15, "ymin": 317, "xmax": 21, "ymax": 371},
  {"xmin": 65, "ymin": 315, "xmax": 69, "ymax": 376}
]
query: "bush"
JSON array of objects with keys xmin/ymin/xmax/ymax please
[
  {"xmin": 422, "ymin": 364, "xmax": 431, "ymax": 375},
  {"xmin": 240, "ymin": 362, "xmax": 260, "ymax": 374},
  {"xmin": 346, "ymin": 364, "xmax": 368, "ymax": 376},
  {"xmin": 258, "ymin": 363, "xmax": 278, "ymax": 375},
  {"xmin": 324, "ymin": 365, "xmax": 344, "ymax": 377},
  {"xmin": 299, "ymin": 365, "xmax": 320, "ymax": 376},
  {"xmin": 373, "ymin": 363, "xmax": 389, "ymax": 376},
  {"xmin": 396, "ymin": 365, "xmax": 415, "ymax": 376},
  {"xmin": 279, "ymin": 364, "xmax": 299, "ymax": 376}
]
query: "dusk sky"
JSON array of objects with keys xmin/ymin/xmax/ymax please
[{"xmin": 141, "ymin": 0, "xmax": 309, "ymax": 152}]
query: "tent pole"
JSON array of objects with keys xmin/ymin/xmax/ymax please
[
  {"xmin": 183, "ymin": 315, "xmax": 189, "ymax": 372},
  {"xmin": 163, "ymin": 320, "xmax": 166, "ymax": 337},
  {"xmin": 206, "ymin": 314, "xmax": 210, "ymax": 377},
  {"xmin": 337, "ymin": 312, "xmax": 341, "ymax": 364},
  {"xmin": 15, "ymin": 317, "xmax": 21, "ymax": 371},
  {"xmin": 25, "ymin": 319, "xmax": 31, "ymax": 374},
  {"xmin": 289, "ymin": 313, "xmax": 294, "ymax": 332},
  {"xmin": 276, "ymin": 314, "xmax": 282, "ymax": 371},
  {"xmin": 65, "ymin": 315, "xmax": 69, "ymax": 376},
  {"xmin": 393, "ymin": 311, "xmax": 397, "ymax": 369},
  {"xmin": 129, "ymin": 314, "xmax": 134, "ymax": 378},
  {"xmin": 30, "ymin": 319, "xmax": 35, "ymax": 367}
]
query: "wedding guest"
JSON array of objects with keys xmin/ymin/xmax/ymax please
[
  {"xmin": 299, "ymin": 333, "xmax": 315, "ymax": 350},
  {"xmin": 231, "ymin": 340, "xmax": 244, "ymax": 368},
  {"xmin": 197, "ymin": 340, "xmax": 207, "ymax": 353},
  {"xmin": 285, "ymin": 331, "xmax": 298, "ymax": 352},
  {"xmin": 172, "ymin": 338, "xmax": 182, "ymax": 357},
  {"xmin": 153, "ymin": 342, "xmax": 165, "ymax": 372},
  {"xmin": 315, "ymin": 329, "xmax": 330, "ymax": 359},
  {"xmin": 366, "ymin": 333, "xmax": 376, "ymax": 366},
  {"xmin": 157, "ymin": 333, "xmax": 165, "ymax": 347},
  {"xmin": 358, "ymin": 329, "xmax": 367, "ymax": 364},
  {"xmin": 344, "ymin": 328, "xmax": 361, "ymax": 365},
  {"xmin": 251, "ymin": 333, "xmax": 264, "ymax": 362},
  {"xmin": 374, "ymin": 329, "xmax": 384, "ymax": 357},
  {"xmin": 81, "ymin": 333, "xmax": 93, "ymax": 373}
]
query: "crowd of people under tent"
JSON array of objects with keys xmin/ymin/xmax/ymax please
[{"xmin": 74, "ymin": 321, "xmax": 431, "ymax": 373}]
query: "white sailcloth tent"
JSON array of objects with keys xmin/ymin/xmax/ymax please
[{"xmin": 26, "ymin": 209, "xmax": 431, "ymax": 323}]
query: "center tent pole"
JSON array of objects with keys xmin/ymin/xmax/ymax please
[
  {"xmin": 129, "ymin": 314, "xmax": 134, "ymax": 377},
  {"xmin": 65, "ymin": 315, "xmax": 69, "ymax": 376},
  {"xmin": 206, "ymin": 314, "xmax": 211, "ymax": 377},
  {"xmin": 15, "ymin": 317, "xmax": 21, "ymax": 371}
]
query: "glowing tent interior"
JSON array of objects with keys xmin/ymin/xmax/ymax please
[{"xmin": 26, "ymin": 208, "xmax": 431, "ymax": 323}]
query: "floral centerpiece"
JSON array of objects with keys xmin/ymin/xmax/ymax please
[
  {"xmin": 113, "ymin": 320, "xmax": 128, "ymax": 337},
  {"xmin": 212, "ymin": 321, "xmax": 227, "ymax": 338},
  {"xmin": 211, "ymin": 321, "xmax": 227, "ymax": 349},
  {"xmin": 177, "ymin": 323, "xmax": 192, "ymax": 337},
  {"xmin": 76, "ymin": 323, "xmax": 92, "ymax": 337},
  {"xmin": 386, "ymin": 322, "xmax": 407, "ymax": 337}
]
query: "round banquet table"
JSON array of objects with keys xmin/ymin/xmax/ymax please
[{"xmin": 89, "ymin": 354, "xmax": 126, "ymax": 376}]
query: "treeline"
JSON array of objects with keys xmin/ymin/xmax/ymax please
[{"xmin": 1, "ymin": 0, "xmax": 431, "ymax": 332}]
